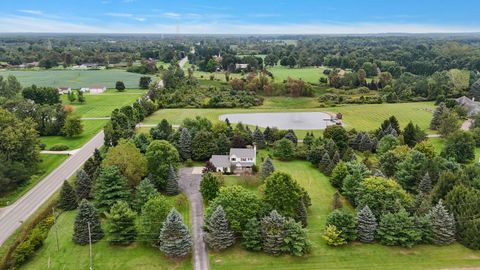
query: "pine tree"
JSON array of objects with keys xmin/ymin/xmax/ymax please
[
  {"xmin": 242, "ymin": 218, "xmax": 262, "ymax": 251},
  {"xmin": 253, "ymin": 127, "xmax": 266, "ymax": 149},
  {"xmin": 429, "ymin": 200, "xmax": 456, "ymax": 245},
  {"xmin": 216, "ymin": 133, "xmax": 231, "ymax": 155},
  {"xmin": 165, "ymin": 165, "xmax": 179, "ymax": 196},
  {"xmin": 105, "ymin": 201, "xmax": 137, "ymax": 245},
  {"xmin": 295, "ymin": 200, "xmax": 308, "ymax": 227},
  {"xmin": 282, "ymin": 218, "xmax": 311, "ymax": 256},
  {"xmin": 356, "ymin": 205, "xmax": 377, "ymax": 243},
  {"xmin": 204, "ymin": 206, "xmax": 235, "ymax": 251},
  {"xmin": 58, "ymin": 181, "xmax": 78, "ymax": 211},
  {"xmin": 178, "ymin": 128, "xmax": 192, "ymax": 160},
  {"xmin": 430, "ymin": 103, "xmax": 447, "ymax": 130},
  {"xmin": 83, "ymin": 157, "xmax": 99, "ymax": 181},
  {"xmin": 261, "ymin": 210, "xmax": 286, "ymax": 256},
  {"xmin": 134, "ymin": 177, "xmax": 159, "ymax": 211},
  {"xmin": 332, "ymin": 150, "xmax": 340, "ymax": 165},
  {"xmin": 159, "ymin": 208, "xmax": 192, "ymax": 257},
  {"xmin": 94, "ymin": 167, "xmax": 131, "ymax": 213},
  {"xmin": 419, "ymin": 172, "xmax": 432, "ymax": 194},
  {"xmin": 260, "ymin": 157, "xmax": 275, "ymax": 179},
  {"xmin": 73, "ymin": 199, "xmax": 104, "ymax": 245},
  {"xmin": 75, "ymin": 169, "xmax": 92, "ymax": 200}
]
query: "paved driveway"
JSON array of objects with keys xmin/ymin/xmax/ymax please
[{"xmin": 179, "ymin": 168, "xmax": 210, "ymax": 270}]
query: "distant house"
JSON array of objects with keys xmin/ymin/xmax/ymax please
[
  {"xmin": 80, "ymin": 85, "xmax": 106, "ymax": 94},
  {"xmin": 456, "ymin": 96, "xmax": 480, "ymax": 117},
  {"xmin": 209, "ymin": 146, "xmax": 256, "ymax": 173},
  {"xmin": 235, "ymin": 63, "xmax": 249, "ymax": 70},
  {"xmin": 57, "ymin": 87, "xmax": 71, "ymax": 94}
]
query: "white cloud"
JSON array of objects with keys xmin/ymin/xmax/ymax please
[
  {"xmin": 17, "ymin": 9, "xmax": 43, "ymax": 15},
  {"xmin": 0, "ymin": 15, "xmax": 478, "ymax": 34}
]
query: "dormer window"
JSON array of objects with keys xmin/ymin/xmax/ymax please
[{"xmin": 231, "ymin": 158, "xmax": 236, "ymax": 161}]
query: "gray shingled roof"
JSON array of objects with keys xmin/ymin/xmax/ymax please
[
  {"xmin": 456, "ymin": 96, "xmax": 480, "ymax": 117},
  {"xmin": 230, "ymin": 148, "xmax": 256, "ymax": 159},
  {"xmin": 210, "ymin": 155, "xmax": 230, "ymax": 168}
]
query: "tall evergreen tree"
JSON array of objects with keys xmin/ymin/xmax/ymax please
[
  {"xmin": 419, "ymin": 172, "xmax": 432, "ymax": 194},
  {"xmin": 105, "ymin": 201, "xmax": 137, "ymax": 245},
  {"xmin": 403, "ymin": 121, "xmax": 419, "ymax": 147},
  {"xmin": 178, "ymin": 128, "xmax": 192, "ymax": 160},
  {"xmin": 94, "ymin": 167, "xmax": 131, "ymax": 213},
  {"xmin": 430, "ymin": 103, "xmax": 447, "ymax": 130},
  {"xmin": 261, "ymin": 210, "xmax": 286, "ymax": 256},
  {"xmin": 159, "ymin": 208, "xmax": 192, "ymax": 257},
  {"xmin": 204, "ymin": 206, "xmax": 236, "ymax": 251},
  {"xmin": 429, "ymin": 200, "xmax": 456, "ymax": 245},
  {"xmin": 134, "ymin": 177, "xmax": 159, "ymax": 211},
  {"xmin": 59, "ymin": 180, "xmax": 78, "ymax": 210},
  {"xmin": 260, "ymin": 157, "xmax": 275, "ymax": 179},
  {"xmin": 282, "ymin": 218, "xmax": 311, "ymax": 256},
  {"xmin": 216, "ymin": 133, "xmax": 231, "ymax": 155},
  {"xmin": 165, "ymin": 165, "xmax": 179, "ymax": 196},
  {"xmin": 242, "ymin": 218, "xmax": 262, "ymax": 251},
  {"xmin": 253, "ymin": 127, "xmax": 266, "ymax": 149},
  {"xmin": 319, "ymin": 152, "xmax": 332, "ymax": 175},
  {"xmin": 75, "ymin": 169, "xmax": 92, "ymax": 200},
  {"xmin": 73, "ymin": 199, "xmax": 104, "ymax": 245},
  {"xmin": 356, "ymin": 205, "xmax": 377, "ymax": 243},
  {"xmin": 332, "ymin": 191, "xmax": 343, "ymax": 210}
]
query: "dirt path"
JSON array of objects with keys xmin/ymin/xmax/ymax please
[{"xmin": 179, "ymin": 168, "xmax": 210, "ymax": 270}]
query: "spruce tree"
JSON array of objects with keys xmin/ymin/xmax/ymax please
[
  {"xmin": 216, "ymin": 133, "xmax": 231, "ymax": 155},
  {"xmin": 356, "ymin": 205, "xmax": 377, "ymax": 243},
  {"xmin": 105, "ymin": 201, "xmax": 137, "ymax": 245},
  {"xmin": 242, "ymin": 218, "xmax": 262, "ymax": 251},
  {"xmin": 429, "ymin": 200, "xmax": 456, "ymax": 245},
  {"xmin": 178, "ymin": 128, "xmax": 192, "ymax": 160},
  {"xmin": 332, "ymin": 191, "xmax": 343, "ymax": 210},
  {"xmin": 159, "ymin": 208, "xmax": 192, "ymax": 257},
  {"xmin": 73, "ymin": 199, "xmax": 104, "ymax": 245},
  {"xmin": 165, "ymin": 165, "xmax": 179, "ymax": 196},
  {"xmin": 430, "ymin": 103, "xmax": 446, "ymax": 130},
  {"xmin": 319, "ymin": 152, "xmax": 332, "ymax": 175},
  {"xmin": 58, "ymin": 181, "xmax": 78, "ymax": 211},
  {"xmin": 75, "ymin": 169, "xmax": 92, "ymax": 200},
  {"xmin": 261, "ymin": 210, "xmax": 286, "ymax": 256},
  {"xmin": 204, "ymin": 206, "xmax": 235, "ymax": 251},
  {"xmin": 253, "ymin": 127, "xmax": 266, "ymax": 149},
  {"xmin": 282, "ymin": 218, "xmax": 311, "ymax": 256},
  {"xmin": 330, "ymin": 161, "xmax": 349, "ymax": 189},
  {"xmin": 83, "ymin": 157, "xmax": 99, "ymax": 181},
  {"xmin": 419, "ymin": 172, "xmax": 432, "ymax": 194},
  {"xmin": 134, "ymin": 177, "xmax": 159, "ymax": 211},
  {"xmin": 332, "ymin": 150, "xmax": 340, "ymax": 165},
  {"xmin": 284, "ymin": 129, "xmax": 298, "ymax": 145},
  {"xmin": 94, "ymin": 166, "xmax": 131, "ymax": 213},
  {"xmin": 260, "ymin": 157, "xmax": 275, "ymax": 179},
  {"xmin": 295, "ymin": 200, "xmax": 308, "ymax": 227}
]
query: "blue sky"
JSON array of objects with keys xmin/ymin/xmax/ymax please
[{"xmin": 0, "ymin": 0, "xmax": 479, "ymax": 34}]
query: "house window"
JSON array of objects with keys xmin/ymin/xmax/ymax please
[
  {"xmin": 248, "ymin": 158, "xmax": 252, "ymax": 161},
  {"xmin": 241, "ymin": 158, "xmax": 246, "ymax": 161},
  {"xmin": 231, "ymin": 158, "xmax": 236, "ymax": 161}
]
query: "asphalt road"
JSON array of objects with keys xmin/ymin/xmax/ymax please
[
  {"xmin": 179, "ymin": 168, "xmax": 210, "ymax": 270},
  {"xmin": 0, "ymin": 131, "xmax": 105, "ymax": 246}
]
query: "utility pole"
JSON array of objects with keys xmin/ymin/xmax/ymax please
[
  {"xmin": 52, "ymin": 207, "xmax": 59, "ymax": 252},
  {"xmin": 88, "ymin": 222, "xmax": 93, "ymax": 270}
]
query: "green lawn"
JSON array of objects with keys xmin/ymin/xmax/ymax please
[
  {"xmin": 21, "ymin": 194, "xmax": 192, "ymax": 270},
  {"xmin": 210, "ymin": 159, "xmax": 480, "ymax": 270},
  {"xmin": 61, "ymin": 89, "xmax": 146, "ymax": 118},
  {"xmin": 0, "ymin": 154, "xmax": 67, "ymax": 207},
  {"xmin": 268, "ymin": 66, "xmax": 328, "ymax": 84},
  {"xmin": 40, "ymin": 120, "xmax": 108, "ymax": 149},
  {"xmin": 430, "ymin": 137, "xmax": 480, "ymax": 162},
  {"xmin": 143, "ymin": 101, "xmax": 435, "ymax": 136},
  {"xmin": 0, "ymin": 69, "xmax": 150, "ymax": 89}
]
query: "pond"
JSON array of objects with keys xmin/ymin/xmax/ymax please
[{"xmin": 219, "ymin": 112, "xmax": 335, "ymax": 130}]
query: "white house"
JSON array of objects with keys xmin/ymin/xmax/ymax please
[
  {"xmin": 209, "ymin": 145, "xmax": 256, "ymax": 173},
  {"xmin": 57, "ymin": 87, "xmax": 71, "ymax": 94},
  {"xmin": 81, "ymin": 85, "xmax": 106, "ymax": 94},
  {"xmin": 235, "ymin": 63, "xmax": 249, "ymax": 70}
]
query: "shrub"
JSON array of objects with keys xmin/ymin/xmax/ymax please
[
  {"xmin": 322, "ymin": 225, "xmax": 347, "ymax": 246},
  {"xmin": 377, "ymin": 208, "xmax": 421, "ymax": 247},
  {"xmin": 49, "ymin": 144, "xmax": 69, "ymax": 151},
  {"xmin": 200, "ymin": 173, "xmax": 222, "ymax": 202},
  {"xmin": 326, "ymin": 209, "xmax": 357, "ymax": 242}
]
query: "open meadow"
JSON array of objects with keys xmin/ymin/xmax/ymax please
[{"xmin": 0, "ymin": 70, "xmax": 152, "ymax": 89}]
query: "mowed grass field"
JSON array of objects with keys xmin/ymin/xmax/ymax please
[
  {"xmin": 143, "ymin": 100, "xmax": 435, "ymax": 137},
  {"xmin": 21, "ymin": 195, "xmax": 192, "ymax": 270},
  {"xmin": 210, "ymin": 158, "xmax": 480, "ymax": 270},
  {"xmin": 268, "ymin": 66, "xmax": 328, "ymax": 84},
  {"xmin": 0, "ymin": 154, "xmax": 67, "ymax": 206},
  {"xmin": 0, "ymin": 69, "xmax": 151, "ymax": 89},
  {"xmin": 40, "ymin": 89, "xmax": 146, "ymax": 149}
]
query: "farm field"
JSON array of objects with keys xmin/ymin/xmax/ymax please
[
  {"xmin": 143, "ymin": 101, "xmax": 435, "ymax": 136},
  {"xmin": 0, "ymin": 154, "xmax": 67, "ymax": 207},
  {"xmin": 209, "ymin": 159, "xmax": 480, "ymax": 270},
  {"xmin": 20, "ymin": 194, "xmax": 192, "ymax": 270},
  {"xmin": 268, "ymin": 66, "xmax": 329, "ymax": 83},
  {"xmin": 0, "ymin": 69, "xmax": 152, "ymax": 89}
]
